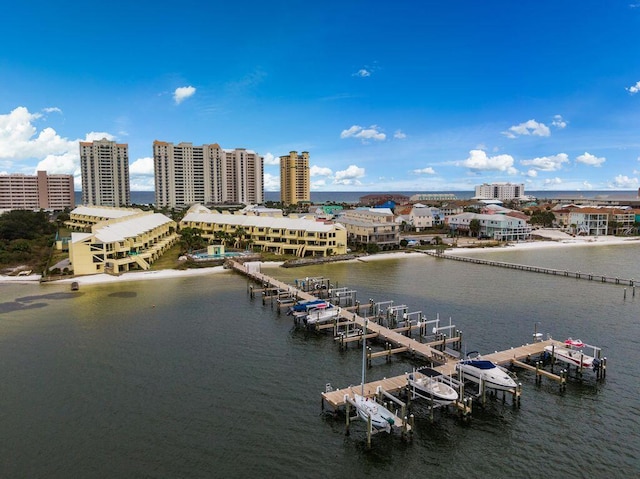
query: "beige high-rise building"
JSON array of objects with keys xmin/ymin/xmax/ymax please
[
  {"xmin": 0, "ymin": 170, "xmax": 75, "ymax": 210},
  {"xmin": 279, "ymin": 151, "xmax": 310, "ymax": 205},
  {"xmin": 79, "ymin": 138, "xmax": 130, "ymax": 207},
  {"xmin": 153, "ymin": 141, "xmax": 263, "ymax": 208}
]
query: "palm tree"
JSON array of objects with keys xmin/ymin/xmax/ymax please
[{"xmin": 469, "ymin": 219, "xmax": 481, "ymax": 238}]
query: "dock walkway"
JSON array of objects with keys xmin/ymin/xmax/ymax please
[{"xmin": 426, "ymin": 250, "xmax": 636, "ymax": 287}]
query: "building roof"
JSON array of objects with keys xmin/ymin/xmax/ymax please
[
  {"xmin": 182, "ymin": 212, "xmax": 344, "ymax": 233},
  {"xmin": 72, "ymin": 213, "xmax": 174, "ymax": 244},
  {"xmin": 71, "ymin": 205, "xmax": 142, "ymax": 219}
]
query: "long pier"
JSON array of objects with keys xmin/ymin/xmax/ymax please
[{"xmin": 427, "ymin": 250, "xmax": 636, "ymax": 287}]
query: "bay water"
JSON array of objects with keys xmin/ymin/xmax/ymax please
[{"xmin": 1, "ymin": 244, "xmax": 639, "ymax": 477}]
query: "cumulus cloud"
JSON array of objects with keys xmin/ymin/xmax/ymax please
[
  {"xmin": 544, "ymin": 177, "xmax": 562, "ymax": 185},
  {"xmin": 502, "ymin": 119, "xmax": 551, "ymax": 138},
  {"xmin": 263, "ymin": 152, "xmax": 280, "ymax": 166},
  {"xmin": 354, "ymin": 69, "xmax": 371, "ymax": 77},
  {"xmin": 521, "ymin": 153, "xmax": 569, "ymax": 171},
  {"xmin": 462, "ymin": 150, "xmax": 517, "ymax": 174},
  {"xmin": 334, "ymin": 165, "xmax": 365, "ymax": 185},
  {"xmin": 576, "ymin": 152, "xmax": 606, "ymax": 167},
  {"xmin": 43, "ymin": 107, "xmax": 62, "ymax": 114},
  {"xmin": 626, "ymin": 81, "xmax": 640, "ymax": 94},
  {"xmin": 412, "ymin": 167, "xmax": 436, "ymax": 175},
  {"xmin": 0, "ymin": 107, "xmax": 76, "ymax": 163},
  {"xmin": 340, "ymin": 125, "xmax": 386, "ymax": 142},
  {"xmin": 612, "ymin": 175, "xmax": 639, "ymax": 188},
  {"xmin": 525, "ymin": 169, "xmax": 538, "ymax": 177},
  {"xmin": 263, "ymin": 173, "xmax": 280, "ymax": 191},
  {"xmin": 394, "ymin": 130, "xmax": 407, "ymax": 139},
  {"xmin": 551, "ymin": 115, "xmax": 567, "ymax": 129},
  {"xmin": 310, "ymin": 165, "xmax": 333, "ymax": 177},
  {"xmin": 174, "ymin": 86, "xmax": 196, "ymax": 104},
  {"xmin": 130, "ymin": 157, "xmax": 154, "ymax": 175}
]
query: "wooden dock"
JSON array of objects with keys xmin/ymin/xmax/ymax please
[
  {"xmin": 230, "ymin": 259, "xmax": 607, "ymax": 433},
  {"xmin": 427, "ymin": 250, "xmax": 636, "ymax": 287}
]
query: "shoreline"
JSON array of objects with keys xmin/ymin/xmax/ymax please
[{"xmin": 2, "ymin": 232, "xmax": 639, "ymax": 286}]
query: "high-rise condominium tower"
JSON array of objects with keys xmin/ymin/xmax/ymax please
[
  {"xmin": 153, "ymin": 141, "xmax": 263, "ymax": 208},
  {"xmin": 79, "ymin": 138, "xmax": 130, "ymax": 207},
  {"xmin": 0, "ymin": 170, "xmax": 75, "ymax": 210},
  {"xmin": 279, "ymin": 151, "xmax": 310, "ymax": 205}
]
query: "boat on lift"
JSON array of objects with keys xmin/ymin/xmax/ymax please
[
  {"xmin": 407, "ymin": 368, "xmax": 458, "ymax": 405},
  {"xmin": 544, "ymin": 340, "xmax": 595, "ymax": 369},
  {"xmin": 456, "ymin": 357, "xmax": 517, "ymax": 391},
  {"xmin": 288, "ymin": 299, "xmax": 328, "ymax": 315},
  {"xmin": 350, "ymin": 319, "xmax": 396, "ymax": 432},
  {"xmin": 303, "ymin": 306, "xmax": 340, "ymax": 326}
]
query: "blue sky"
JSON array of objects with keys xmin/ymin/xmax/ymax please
[{"xmin": 1, "ymin": 1, "xmax": 640, "ymax": 193}]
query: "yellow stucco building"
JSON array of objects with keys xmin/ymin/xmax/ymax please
[
  {"xmin": 68, "ymin": 207, "xmax": 178, "ymax": 275},
  {"xmin": 180, "ymin": 205, "xmax": 346, "ymax": 257}
]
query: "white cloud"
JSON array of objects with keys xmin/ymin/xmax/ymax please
[
  {"xmin": 551, "ymin": 114, "xmax": 567, "ymax": 129},
  {"xmin": 462, "ymin": 150, "xmax": 517, "ymax": 174},
  {"xmin": 576, "ymin": 152, "xmax": 605, "ymax": 167},
  {"xmin": 263, "ymin": 152, "xmax": 280, "ymax": 166},
  {"xmin": 612, "ymin": 175, "xmax": 639, "ymax": 188},
  {"xmin": 626, "ymin": 81, "xmax": 640, "ymax": 94},
  {"xmin": 354, "ymin": 69, "xmax": 371, "ymax": 77},
  {"xmin": 84, "ymin": 131, "xmax": 116, "ymax": 142},
  {"xmin": 311, "ymin": 179, "xmax": 327, "ymax": 189},
  {"xmin": 412, "ymin": 167, "xmax": 436, "ymax": 175},
  {"xmin": 263, "ymin": 173, "xmax": 280, "ymax": 191},
  {"xmin": 310, "ymin": 165, "xmax": 333, "ymax": 177},
  {"xmin": 394, "ymin": 130, "xmax": 407, "ymax": 139},
  {"xmin": 0, "ymin": 106, "xmax": 76, "ymax": 163},
  {"xmin": 130, "ymin": 157, "xmax": 154, "ymax": 175},
  {"xmin": 544, "ymin": 177, "xmax": 562, "ymax": 185},
  {"xmin": 502, "ymin": 119, "xmax": 551, "ymax": 138},
  {"xmin": 525, "ymin": 169, "xmax": 538, "ymax": 177},
  {"xmin": 334, "ymin": 165, "xmax": 365, "ymax": 185},
  {"xmin": 521, "ymin": 153, "xmax": 569, "ymax": 171},
  {"xmin": 43, "ymin": 107, "xmax": 62, "ymax": 114},
  {"xmin": 174, "ymin": 86, "xmax": 196, "ymax": 104},
  {"xmin": 340, "ymin": 125, "xmax": 386, "ymax": 142}
]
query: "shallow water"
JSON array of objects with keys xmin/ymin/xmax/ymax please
[{"xmin": 0, "ymin": 245, "xmax": 638, "ymax": 477}]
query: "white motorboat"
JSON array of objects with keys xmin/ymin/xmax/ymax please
[
  {"xmin": 408, "ymin": 368, "xmax": 458, "ymax": 405},
  {"xmin": 351, "ymin": 319, "xmax": 396, "ymax": 432},
  {"xmin": 456, "ymin": 359, "xmax": 517, "ymax": 391},
  {"xmin": 352, "ymin": 392, "xmax": 395, "ymax": 432},
  {"xmin": 544, "ymin": 342, "xmax": 595, "ymax": 369},
  {"xmin": 304, "ymin": 306, "xmax": 339, "ymax": 326}
]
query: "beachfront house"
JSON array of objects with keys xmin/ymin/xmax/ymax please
[
  {"xmin": 180, "ymin": 205, "xmax": 347, "ymax": 257},
  {"xmin": 447, "ymin": 212, "xmax": 531, "ymax": 241},
  {"xmin": 335, "ymin": 208, "xmax": 399, "ymax": 250},
  {"xmin": 568, "ymin": 207, "xmax": 608, "ymax": 236}
]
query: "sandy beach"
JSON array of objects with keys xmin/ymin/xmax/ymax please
[{"xmin": 2, "ymin": 229, "xmax": 639, "ymax": 285}]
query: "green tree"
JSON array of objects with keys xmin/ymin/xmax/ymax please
[{"xmin": 469, "ymin": 219, "xmax": 481, "ymax": 237}]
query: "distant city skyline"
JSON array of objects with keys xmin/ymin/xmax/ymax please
[{"xmin": 1, "ymin": 1, "xmax": 640, "ymax": 193}]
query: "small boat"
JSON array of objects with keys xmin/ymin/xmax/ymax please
[
  {"xmin": 351, "ymin": 319, "xmax": 396, "ymax": 432},
  {"xmin": 352, "ymin": 392, "xmax": 395, "ymax": 432},
  {"xmin": 288, "ymin": 299, "xmax": 328, "ymax": 315},
  {"xmin": 544, "ymin": 342, "xmax": 595, "ymax": 369},
  {"xmin": 408, "ymin": 368, "xmax": 458, "ymax": 405},
  {"xmin": 71, "ymin": 281, "xmax": 79, "ymax": 291},
  {"xmin": 456, "ymin": 358, "xmax": 517, "ymax": 391},
  {"xmin": 303, "ymin": 306, "xmax": 339, "ymax": 326}
]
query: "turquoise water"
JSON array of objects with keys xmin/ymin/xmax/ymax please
[{"xmin": 0, "ymin": 245, "xmax": 639, "ymax": 477}]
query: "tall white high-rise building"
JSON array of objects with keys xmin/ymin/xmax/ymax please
[
  {"xmin": 153, "ymin": 141, "xmax": 263, "ymax": 208},
  {"xmin": 474, "ymin": 182, "xmax": 526, "ymax": 201},
  {"xmin": 79, "ymin": 138, "xmax": 130, "ymax": 207}
]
